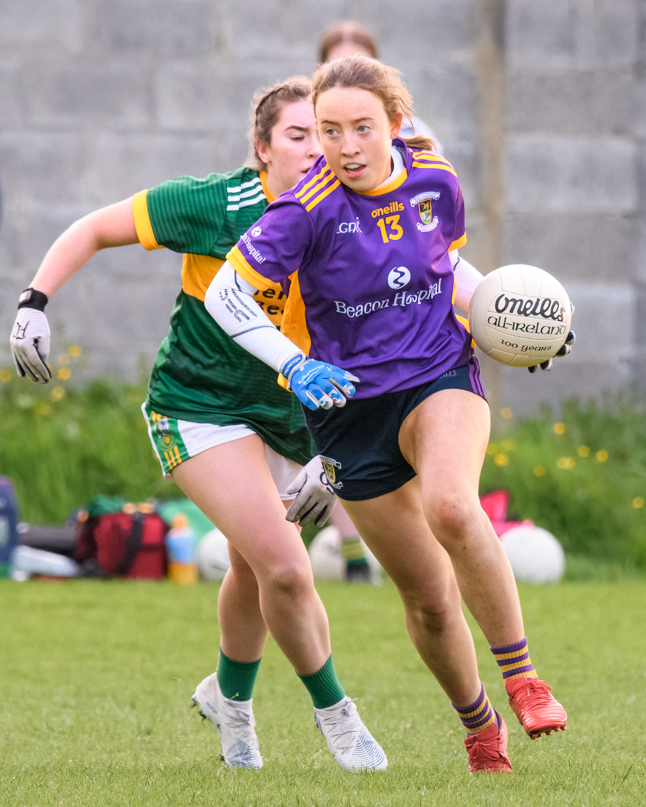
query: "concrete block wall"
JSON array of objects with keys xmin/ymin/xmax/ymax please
[
  {"xmin": 492, "ymin": 0, "xmax": 644, "ymax": 415},
  {"xmin": 0, "ymin": 0, "xmax": 483, "ymax": 381},
  {"xmin": 0, "ymin": 0, "xmax": 643, "ymax": 416}
]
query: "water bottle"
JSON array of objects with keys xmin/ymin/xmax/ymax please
[
  {"xmin": 165, "ymin": 514, "xmax": 197, "ymax": 583},
  {"xmin": 0, "ymin": 477, "xmax": 20, "ymax": 578}
]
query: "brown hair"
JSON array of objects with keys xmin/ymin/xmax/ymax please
[
  {"xmin": 245, "ymin": 76, "xmax": 312, "ymax": 172},
  {"xmin": 318, "ymin": 21, "xmax": 378, "ymax": 63},
  {"xmin": 311, "ymin": 55, "xmax": 436, "ymax": 152}
]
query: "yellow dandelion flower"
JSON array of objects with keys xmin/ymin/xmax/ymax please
[
  {"xmin": 37, "ymin": 403, "xmax": 52, "ymax": 416},
  {"xmin": 633, "ymin": 497, "xmax": 644, "ymax": 509},
  {"xmin": 577, "ymin": 446, "xmax": 590, "ymax": 458},
  {"xmin": 51, "ymin": 386, "xmax": 66, "ymax": 402},
  {"xmin": 533, "ymin": 465, "xmax": 546, "ymax": 477},
  {"xmin": 0, "ymin": 370, "xmax": 12, "ymax": 383},
  {"xmin": 557, "ymin": 456, "xmax": 576, "ymax": 470},
  {"xmin": 553, "ymin": 422, "xmax": 566, "ymax": 435},
  {"xmin": 486, "ymin": 444, "xmax": 498, "ymax": 456},
  {"xmin": 58, "ymin": 368, "xmax": 72, "ymax": 381},
  {"xmin": 501, "ymin": 408, "xmax": 513, "ymax": 420},
  {"xmin": 494, "ymin": 454, "xmax": 509, "ymax": 467},
  {"xmin": 596, "ymin": 450, "xmax": 609, "ymax": 463},
  {"xmin": 68, "ymin": 345, "xmax": 82, "ymax": 357}
]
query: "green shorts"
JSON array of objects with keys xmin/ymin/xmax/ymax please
[{"xmin": 141, "ymin": 402, "xmax": 303, "ymax": 498}]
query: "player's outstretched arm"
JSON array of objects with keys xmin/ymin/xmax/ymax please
[
  {"xmin": 10, "ymin": 199, "xmax": 139, "ymax": 383},
  {"xmin": 205, "ymin": 262, "xmax": 359, "ymax": 411},
  {"xmin": 30, "ymin": 199, "xmax": 139, "ymax": 298}
]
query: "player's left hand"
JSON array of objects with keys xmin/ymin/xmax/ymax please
[
  {"xmin": 10, "ymin": 307, "xmax": 52, "ymax": 384},
  {"xmin": 528, "ymin": 330, "xmax": 576, "ymax": 373},
  {"xmin": 285, "ymin": 455, "xmax": 337, "ymax": 527}
]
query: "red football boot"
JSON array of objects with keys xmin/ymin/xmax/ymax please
[
  {"xmin": 464, "ymin": 713, "xmax": 513, "ymax": 774},
  {"xmin": 506, "ymin": 677, "xmax": 567, "ymax": 739}
]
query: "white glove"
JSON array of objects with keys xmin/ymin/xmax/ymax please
[
  {"xmin": 10, "ymin": 308, "xmax": 52, "ymax": 384},
  {"xmin": 285, "ymin": 455, "xmax": 338, "ymax": 527}
]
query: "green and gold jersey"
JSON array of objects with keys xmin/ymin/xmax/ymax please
[{"xmin": 132, "ymin": 167, "xmax": 315, "ymax": 466}]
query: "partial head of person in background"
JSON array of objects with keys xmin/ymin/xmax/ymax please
[
  {"xmin": 318, "ymin": 21, "xmax": 377, "ymax": 64},
  {"xmin": 317, "ymin": 23, "xmax": 440, "ymax": 150},
  {"xmin": 311, "ymin": 53, "xmax": 436, "ymax": 186},
  {"xmin": 245, "ymin": 76, "xmax": 322, "ymax": 196}
]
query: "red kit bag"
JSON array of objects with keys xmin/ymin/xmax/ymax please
[{"xmin": 75, "ymin": 499, "xmax": 167, "ymax": 579}]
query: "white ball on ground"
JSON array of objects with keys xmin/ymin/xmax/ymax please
[
  {"xmin": 469, "ymin": 264, "xmax": 572, "ymax": 367},
  {"xmin": 308, "ymin": 525, "xmax": 383, "ymax": 584},
  {"xmin": 500, "ymin": 525, "xmax": 566, "ymax": 583},
  {"xmin": 196, "ymin": 528, "xmax": 231, "ymax": 581}
]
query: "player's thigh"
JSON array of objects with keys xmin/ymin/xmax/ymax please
[
  {"xmin": 341, "ymin": 478, "xmax": 459, "ymax": 608},
  {"xmin": 399, "ymin": 388, "xmax": 490, "ymax": 503},
  {"xmin": 171, "ymin": 434, "xmax": 310, "ymax": 577}
]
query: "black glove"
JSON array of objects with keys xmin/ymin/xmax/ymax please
[{"xmin": 528, "ymin": 330, "xmax": 576, "ymax": 374}]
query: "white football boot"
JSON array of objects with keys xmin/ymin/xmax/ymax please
[
  {"xmin": 314, "ymin": 697, "xmax": 387, "ymax": 771},
  {"xmin": 192, "ymin": 672, "xmax": 263, "ymax": 769}
]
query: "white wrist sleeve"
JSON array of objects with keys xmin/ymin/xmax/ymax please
[
  {"xmin": 450, "ymin": 250, "xmax": 484, "ymax": 312},
  {"xmin": 204, "ymin": 262, "xmax": 302, "ymax": 373}
]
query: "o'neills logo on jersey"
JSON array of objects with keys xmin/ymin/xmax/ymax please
[
  {"xmin": 371, "ymin": 201, "xmax": 404, "ymax": 218},
  {"xmin": 334, "ymin": 279, "xmax": 443, "ymax": 319},
  {"xmin": 494, "ymin": 294, "xmax": 566, "ymax": 322}
]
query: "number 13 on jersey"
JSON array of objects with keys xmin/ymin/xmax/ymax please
[{"xmin": 376, "ymin": 215, "xmax": 404, "ymax": 244}]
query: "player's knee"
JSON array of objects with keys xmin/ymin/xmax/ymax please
[
  {"xmin": 424, "ymin": 493, "xmax": 478, "ymax": 543},
  {"xmin": 407, "ymin": 590, "xmax": 460, "ymax": 634},
  {"xmin": 263, "ymin": 557, "xmax": 313, "ymax": 598}
]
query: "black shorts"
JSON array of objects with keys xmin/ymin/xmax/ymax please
[{"xmin": 304, "ymin": 358, "xmax": 487, "ymax": 501}]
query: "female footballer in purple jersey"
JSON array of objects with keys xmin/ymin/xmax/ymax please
[
  {"xmin": 9, "ymin": 78, "xmax": 388, "ymax": 773},
  {"xmin": 205, "ymin": 56, "xmax": 570, "ymax": 773}
]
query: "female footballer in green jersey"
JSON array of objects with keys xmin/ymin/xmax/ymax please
[{"xmin": 10, "ymin": 77, "xmax": 386, "ymax": 772}]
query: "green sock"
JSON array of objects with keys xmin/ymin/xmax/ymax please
[
  {"xmin": 216, "ymin": 648, "xmax": 261, "ymax": 701},
  {"xmin": 298, "ymin": 654, "xmax": 346, "ymax": 709},
  {"xmin": 341, "ymin": 537, "xmax": 368, "ymax": 567}
]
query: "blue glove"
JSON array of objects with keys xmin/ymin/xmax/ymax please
[{"xmin": 281, "ymin": 354, "xmax": 359, "ymax": 411}]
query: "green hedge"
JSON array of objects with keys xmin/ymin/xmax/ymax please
[
  {"xmin": 0, "ymin": 364, "xmax": 179, "ymax": 524},
  {"xmin": 481, "ymin": 397, "xmax": 646, "ymax": 568},
  {"xmin": 2, "ymin": 362, "xmax": 645, "ymax": 568}
]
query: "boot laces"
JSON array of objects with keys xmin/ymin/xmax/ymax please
[
  {"xmin": 513, "ymin": 679, "xmax": 552, "ymax": 708},
  {"xmin": 317, "ymin": 699, "xmax": 360, "ymax": 753}
]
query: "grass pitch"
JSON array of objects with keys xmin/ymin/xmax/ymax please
[{"xmin": 0, "ymin": 579, "xmax": 644, "ymax": 806}]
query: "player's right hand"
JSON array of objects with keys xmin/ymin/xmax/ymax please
[
  {"xmin": 281, "ymin": 354, "xmax": 359, "ymax": 411},
  {"xmin": 10, "ymin": 308, "xmax": 52, "ymax": 384}
]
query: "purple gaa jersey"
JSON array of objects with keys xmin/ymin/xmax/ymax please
[{"xmin": 228, "ymin": 139, "xmax": 472, "ymax": 398}]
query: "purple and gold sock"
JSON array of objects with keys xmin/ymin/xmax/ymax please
[
  {"xmin": 490, "ymin": 636, "xmax": 538, "ymax": 682},
  {"xmin": 453, "ymin": 684, "xmax": 497, "ymax": 735}
]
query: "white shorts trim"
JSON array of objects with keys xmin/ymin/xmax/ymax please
[{"xmin": 142, "ymin": 404, "xmax": 302, "ymax": 499}]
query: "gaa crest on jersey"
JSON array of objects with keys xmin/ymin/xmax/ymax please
[
  {"xmin": 410, "ymin": 191, "xmax": 440, "ymax": 233},
  {"xmin": 320, "ymin": 456, "xmax": 343, "ymax": 490},
  {"xmin": 418, "ymin": 198, "xmax": 433, "ymax": 225}
]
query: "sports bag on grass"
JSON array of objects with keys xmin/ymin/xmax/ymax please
[{"xmin": 74, "ymin": 497, "xmax": 167, "ymax": 579}]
